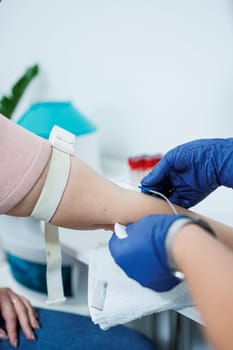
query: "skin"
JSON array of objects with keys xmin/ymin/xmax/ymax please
[
  {"xmin": 7, "ymin": 155, "xmax": 233, "ymax": 245},
  {"xmin": 0, "ymin": 288, "xmax": 39, "ymax": 348},
  {"xmin": 173, "ymin": 224, "xmax": 233, "ymax": 350}
]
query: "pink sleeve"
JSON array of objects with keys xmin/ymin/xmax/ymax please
[{"xmin": 0, "ymin": 114, "xmax": 51, "ymax": 213}]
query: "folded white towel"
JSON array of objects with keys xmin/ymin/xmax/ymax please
[{"xmin": 88, "ymin": 246, "xmax": 193, "ymax": 330}]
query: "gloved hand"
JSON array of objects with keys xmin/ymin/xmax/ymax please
[
  {"xmin": 109, "ymin": 214, "xmax": 187, "ymax": 292},
  {"xmin": 141, "ymin": 138, "xmax": 233, "ymax": 208}
]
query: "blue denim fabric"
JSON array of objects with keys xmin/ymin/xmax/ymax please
[{"xmin": 0, "ymin": 308, "xmax": 155, "ymax": 349}]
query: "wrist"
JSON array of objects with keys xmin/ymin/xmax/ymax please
[{"xmin": 172, "ymin": 224, "xmax": 205, "ymax": 269}]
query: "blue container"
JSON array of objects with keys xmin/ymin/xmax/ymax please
[
  {"xmin": 7, "ymin": 254, "xmax": 72, "ymax": 296},
  {"xmin": 17, "ymin": 101, "xmax": 96, "ymax": 138}
]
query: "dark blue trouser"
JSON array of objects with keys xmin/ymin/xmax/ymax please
[{"xmin": 0, "ymin": 308, "xmax": 156, "ymax": 349}]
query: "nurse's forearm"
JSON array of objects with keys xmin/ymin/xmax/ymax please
[
  {"xmin": 173, "ymin": 225, "xmax": 233, "ymax": 350},
  {"xmin": 7, "ymin": 156, "xmax": 233, "ymax": 247}
]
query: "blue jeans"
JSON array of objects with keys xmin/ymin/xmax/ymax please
[{"xmin": 0, "ymin": 308, "xmax": 155, "ymax": 349}]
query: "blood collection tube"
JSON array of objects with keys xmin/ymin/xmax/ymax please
[{"xmin": 127, "ymin": 153, "xmax": 162, "ymax": 186}]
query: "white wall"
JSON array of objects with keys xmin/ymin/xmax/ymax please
[{"xmin": 1, "ymin": 0, "xmax": 233, "ymax": 223}]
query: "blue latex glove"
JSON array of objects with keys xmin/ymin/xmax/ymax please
[
  {"xmin": 109, "ymin": 214, "xmax": 187, "ymax": 292},
  {"xmin": 141, "ymin": 138, "xmax": 233, "ymax": 208}
]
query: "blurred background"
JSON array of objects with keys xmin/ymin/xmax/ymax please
[{"xmin": 1, "ymin": 0, "xmax": 233, "ymax": 155}]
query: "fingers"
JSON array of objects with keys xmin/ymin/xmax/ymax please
[
  {"xmin": 168, "ymin": 192, "xmax": 189, "ymax": 208},
  {"xmin": 0, "ymin": 288, "xmax": 38, "ymax": 347},
  {"xmin": 0, "ymin": 327, "xmax": 8, "ymax": 340},
  {"xmin": 20, "ymin": 296, "xmax": 40, "ymax": 329},
  {"xmin": 1, "ymin": 292, "xmax": 19, "ymax": 348},
  {"xmin": 109, "ymin": 232, "xmax": 125, "ymax": 261},
  {"xmin": 114, "ymin": 223, "xmax": 128, "ymax": 239},
  {"xmin": 9, "ymin": 295, "xmax": 36, "ymax": 341},
  {"xmin": 141, "ymin": 157, "xmax": 169, "ymax": 187}
]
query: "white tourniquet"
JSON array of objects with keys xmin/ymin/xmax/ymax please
[
  {"xmin": 88, "ymin": 246, "xmax": 193, "ymax": 330},
  {"xmin": 31, "ymin": 148, "xmax": 71, "ymax": 222},
  {"xmin": 31, "ymin": 126, "xmax": 75, "ymax": 305}
]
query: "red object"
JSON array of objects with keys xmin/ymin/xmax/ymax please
[{"xmin": 128, "ymin": 154, "xmax": 162, "ymax": 171}]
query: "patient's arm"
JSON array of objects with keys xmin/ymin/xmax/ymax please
[{"xmin": 7, "ymin": 154, "xmax": 233, "ymax": 248}]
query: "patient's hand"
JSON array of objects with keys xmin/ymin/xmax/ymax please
[{"xmin": 0, "ymin": 288, "xmax": 39, "ymax": 347}]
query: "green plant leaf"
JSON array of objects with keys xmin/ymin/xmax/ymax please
[{"xmin": 0, "ymin": 64, "xmax": 40, "ymax": 119}]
